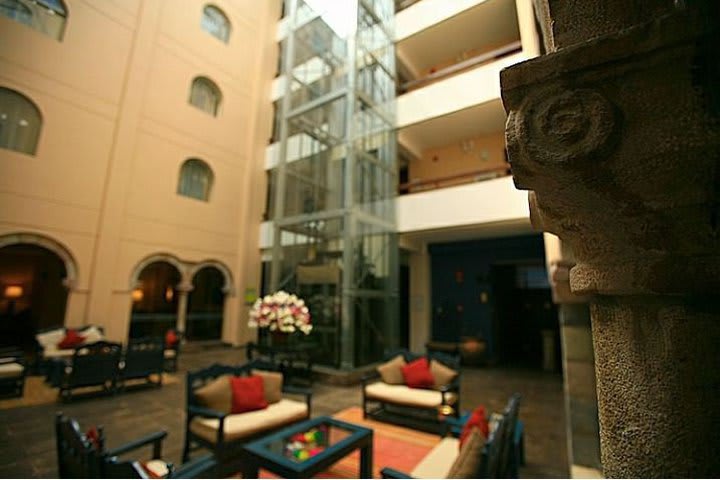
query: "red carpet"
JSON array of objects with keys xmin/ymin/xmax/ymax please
[{"xmin": 259, "ymin": 407, "xmax": 441, "ymax": 478}]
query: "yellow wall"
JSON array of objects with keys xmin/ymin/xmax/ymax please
[
  {"xmin": 0, "ymin": 0, "xmax": 280, "ymax": 343},
  {"xmin": 407, "ymin": 132, "xmax": 507, "ymax": 191}
]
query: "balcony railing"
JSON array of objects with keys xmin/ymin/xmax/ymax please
[
  {"xmin": 398, "ymin": 163, "xmax": 511, "ymax": 194},
  {"xmin": 399, "ymin": 41, "xmax": 522, "ymax": 93}
]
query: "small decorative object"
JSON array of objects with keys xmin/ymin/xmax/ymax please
[
  {"xmin": 284, "ymin": 425, "xmax": 328, "ymax": 461},
  {"xmin": 248, "ymin": 290, "xmax": 312, "ymax": 335}
]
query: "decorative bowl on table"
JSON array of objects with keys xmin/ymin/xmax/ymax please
[{"xmin": 283, "ymin": 424, "xmax": 329, "ymax": 461}]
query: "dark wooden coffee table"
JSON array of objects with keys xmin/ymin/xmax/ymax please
[{"xmin": 240, "ymin": 416, "xmax": 373, "ymax": 478}]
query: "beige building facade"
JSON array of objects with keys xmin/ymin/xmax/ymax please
[{"xmin": 0, "ymin": 0, "xmax": 280, "ymax": 345}]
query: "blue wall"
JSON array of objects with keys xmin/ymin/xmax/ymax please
[{"xmin": 429, "ymin": 234, "xmax": 546, "ymax": 359}]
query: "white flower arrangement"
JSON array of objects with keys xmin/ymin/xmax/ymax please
[{"xmin": 248, "ymin": 290, "xmax": 313, "ymax": 335}]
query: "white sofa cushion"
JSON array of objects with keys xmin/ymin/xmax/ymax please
[
  {"xmin": 0, "ymin": 362, "xmax": 24, "ymax": 379},
  {"xmin": 365, "ymin": 382, "xmax": 457, "ymax": 408},
  {"xmin": 410, "ymin": 437, "xmax": 459, "ymax": 478},
  {"xmin": 36, "ymin": 328, "xmax": 65, "ymax": 349},
  {"xmin": 43, "ymin": 348, "xmax": 76, "ymax": 359},
  {"xmin": 81, "ymin": 326, "xmax": 104, "ymax": 344},
  {"xmin": 189, "ymin": 398, "xmax": 308, "ymax": 443}
]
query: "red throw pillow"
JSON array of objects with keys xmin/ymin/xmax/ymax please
[
  {"xmin": 58, "ymin": 330, "xmax": 86, "ymax": 349},
  {"xmin": 165, "ymin": 330, "xmax": 178, "ymax": 347},
  {"xmin": 85, "ymin": 427, "xmax": 101, "ymax": 450},
  {"xmin": 230, "ymin": 375, "xmax": 268, "ymax": 414},
  {"xmin": 460, "ymin": 406, "xmax": 490, "ymax": 447},
  {"xmin": 401, "ymin": 357, "xmax": 435, "ymax": 389}
]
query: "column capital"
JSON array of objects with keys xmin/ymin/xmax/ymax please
[
  {"xmin": 176, "ymin": 282, "xmax": 194, "ymax": 293},
  {"xmin": 502, "ymin": 7, "xmax": 720, "ymax": 297}
]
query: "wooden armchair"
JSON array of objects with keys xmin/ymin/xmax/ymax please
[
  {"xmin": 55, "ymin": 413, "xmax": 216, "ymax": 478},
  {"xmin": 59, "ymin": 341, "xmax": 122, "ymax": 401},
  {"xmin": 0, "ymin": 347, "xmax": 26, "ymax": 398},
  {"xmin": 119, "ymin": 337, "xmax": 165, "ymax": 390},
  {"xmin": 183, "ymin": 360, "xmax": 312, "ymax": 475},
  {"xmin": 380, "ymin": 394, "xmax": 522, "ymax": 479}
]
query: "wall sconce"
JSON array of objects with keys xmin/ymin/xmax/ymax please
[
  {"xmin": 131, "ymin": 288, "xmax": 144, "ymax": 302},
  {"xmin": 4, "ymin": 285, "xmax": 23, "ymax": 299},
  {"xmin": 165, "ymin": 286, "xmax": 174, "ymax": 302}
]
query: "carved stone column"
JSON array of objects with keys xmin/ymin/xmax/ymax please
[{"xmin": 501, "ymin": 1, "xmax": 720, "ymax": 477}]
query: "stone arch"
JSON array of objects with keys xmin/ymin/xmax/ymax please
[
  {"xmin": 129, "ymin": 253, "xmax": 188, "ymax": 289},
  {"xmin": 0, "ymin": 232, "xmax": 78, "ymax": 288},
  {"xmin": 188, "ymin": 260, "xmax": 235, "ymax": 295}
]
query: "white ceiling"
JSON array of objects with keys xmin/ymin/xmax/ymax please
[
  {"xmin": 400, "ymin": 218, "xmax": 535, "ymax": 247},
  {"xmin": 397, "ymin": 0, "xmax": 520, "ymax": 77},
  {"xmin": 399, "ymin": 99, "xmax": 507, "ymax": 152}
]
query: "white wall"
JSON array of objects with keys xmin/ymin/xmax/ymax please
[
  {"xmin": 397, "ymin": 176, "xmax": 530, "ymax": 233},
  {"xmin": 395, "ymin": 52, "xmax": 527, "ymax": 128},
  {"xmin": 395, "ymin": 0, "xmax": 489, "ymax": 41}
]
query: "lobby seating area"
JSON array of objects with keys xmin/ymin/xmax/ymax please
[{"xmin": 0, "ymin": 346, "xmax": 568, "ymax": 478}]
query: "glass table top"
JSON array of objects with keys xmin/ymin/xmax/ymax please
[{"xmin": 265, "ymin": 420, "xmax": 354, "ymax": 463}]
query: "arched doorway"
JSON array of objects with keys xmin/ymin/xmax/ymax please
[
  {"xmin": 130, "ymin": 261, "xmax": 181, "ymax": 339},
  {"xmin": 187, "ymin": 266, "xmax": 225, "ymax": 341},
  {"xmin": 0, "ymin": 243, "xmax": 68, "ymax": 350}
]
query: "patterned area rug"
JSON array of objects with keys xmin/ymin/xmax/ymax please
[
  {"xmin": 0, "ymin": 374, "xmax": 179, "ymax": 410},
  {"xmin": 259, "ymin": 406, "xmax": 442, "ymax": 479}
]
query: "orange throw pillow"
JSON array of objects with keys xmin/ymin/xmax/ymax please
[
  {"xmin": 165, "ymin": 330, "xmax": 178, "ymax": 347},
  {"xmin": 460, "ymin": 406, "xmax": 489, "ymax": 447},
  {"xmin": 401, "ymin": 357, "xmax": 435, "ymax": 389},
  {"xmin": 230, "ymin": 375, "xmax": 268, "ymax": 414},
  {"xmin": 58, "ymin": 330, "xmax": 85, "ymax": 349}
]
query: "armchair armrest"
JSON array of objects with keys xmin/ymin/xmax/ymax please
[
  {"xmin": 439, "ymin": 376, "xmax": 460, "ymax": 393},
  {"xmin": 380, "ymin": 467, "xmax": 414, "ymax": 479},
  {"xmin": 361, "ymin": 370, "xmax": 380, "ymax": 386},
  {"xmin": 283, "ymin": 385, "xmax": 312, "ymax": 416},
  {"xmin": 188, "ymin": 405, "xmax": 228, "ymax": 445},
  {"xmin": 169, "ymin": 454, "xmax": 217, "ymax": 479},
  {"xmin": 188, "ymin": 405, "xmax": 227, "ymax": 419},
  {"xmin": 106, "ymin": 430, "xmax": 167, "ymax": 459}
]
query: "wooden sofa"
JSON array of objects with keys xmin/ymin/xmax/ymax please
[
  {"xmin": 118, "ymin": 337, "xmax": 166, "ymax": 390},
  {"xmin": 36, "ymin": 325, "xmax": 106, "ymax": 372},
  {"xmin": 183, "ymin": 360, "xmax": 312, "ymax": 474},
  {"xmin": 381, "ymin": 394, "xmax": 522, "ymax": 479},
  {"xmin": 58, "ymin": 341, "xmax": 122, "ymax": 401},
  {"xmin": 362, "ymin": 349, "xmax": 461, "ymax": 434}
]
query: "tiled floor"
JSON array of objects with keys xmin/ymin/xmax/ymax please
[{"xmin": 0, "ymin": 347, "xmax": 568, "ymax": 478}]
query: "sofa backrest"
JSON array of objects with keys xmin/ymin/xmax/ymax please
[
  {"xmin": 383, "ymin": 348, "xmax": 460, "ymax": 371},
  {"xmin": 68, "ymin": 341, "xmax": 122, "ymax": 387},
  {"xmin": 123, "ymin": 337, "xmax": 165, "ymax": 378},
  {"xmin": 477, "ymin": 393, "xmax": 521, "ymax": 478},
  {"xmin": 186, "ymin": 360, "xmax": 279, "ymax": 406},
  {"xmin": 37, "ymin": 325, "xmax": 106, "ymax": 350}
]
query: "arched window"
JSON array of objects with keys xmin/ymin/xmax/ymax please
[
  {"xmin": 189, "ymin": 77, "xmax": 222, "ymax": 116},
  {"xmin": 178, "ymin": 159, "xmax": 213, "ymax": 201},
  {"xmin": 201, "ymin": 4, "xmax": 231, "ymax": 43},
  {"xmin": 0, "ymin": 0, "xmax": 67, "ymax": 40},
  {"xmin": 0, "ymin": 87, "xmax": 42, "ymax": 155}
]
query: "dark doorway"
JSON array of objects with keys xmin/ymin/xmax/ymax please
[
  {"xmin": 492, "ymin": 263, "xmax": 560, "ymax": 369},
  {"xmin": 129, "ymin": 261, "xmax": 181, "ymax": 339},
  {"xmin": 187, "ymin": 267, "xmax": 225, "ymax": 341},
  {"xmin": 0, "ymin": 244, "xmax": 68, "ymax": 352}
]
